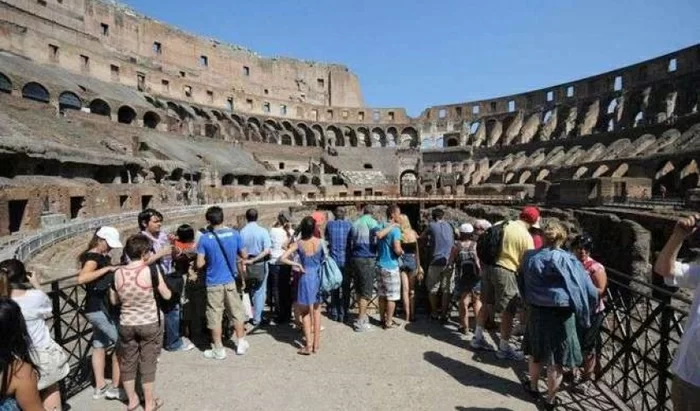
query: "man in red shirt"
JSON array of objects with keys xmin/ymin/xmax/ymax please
[{"xmin": 520, "ymin": 206, "xmax": 543, "ymax": 249}]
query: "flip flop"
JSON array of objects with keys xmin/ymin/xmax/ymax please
[
  {"xmin": 126, "ymin": 405, "xmax": 141, "ymax": 411},
  {"xmin": 297, "ymin": 347, "xmax": 312, "ymax": 355},
  {"xmin": 151, "ymin": 398, "xmax": 164, "ymax": 411}
]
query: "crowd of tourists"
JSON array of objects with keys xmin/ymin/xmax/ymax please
[{"xmin": 0, "ymin": 204, "xmax": 698, "ymax": 411}]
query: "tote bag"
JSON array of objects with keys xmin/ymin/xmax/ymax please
[{"xmin": 319, "ymin": 240, "xmax": 342, "ymax": 293}]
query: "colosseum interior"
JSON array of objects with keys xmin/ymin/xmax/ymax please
[{"xmin": 0, "ymin": 0, "xmax": 699, "ymax": 282}]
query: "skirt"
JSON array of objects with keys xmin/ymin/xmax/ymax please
[
  {"xmin": 523, "ymin": 305, "xmax": 582, "ymax": 368},
  {"xmin": 33, "ymin": 339, "xmax": 70, "ymax": 390}
]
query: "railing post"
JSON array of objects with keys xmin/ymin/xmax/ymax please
[
  {"xmin": 50, "ymin": 281, "xmax": 68, "ymax": 406},
  {"xmin": 656, "ymin": 295, "xmax": 673, "ymax": 411}
]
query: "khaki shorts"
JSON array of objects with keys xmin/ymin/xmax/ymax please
[
  {"xmin": 426, "ymin": 264, "xmax": 453, "ymax": 295},
  {"xmin": 482, "ymin": 265, "xmax": 520, "ymax": 314},
  {"xmin": 206, "ymin": 281, "xmax": 247, "ymax": 330}
]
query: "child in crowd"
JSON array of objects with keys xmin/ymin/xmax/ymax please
[{"xmin": 174, "ymin": 225, "xmax": 205, "ymax": 343}]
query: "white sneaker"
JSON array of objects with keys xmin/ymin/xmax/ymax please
[
  {"xmin": 203, "ymin": 346, "xmax": 227, "ymax": 360},
  {"xmin": 93, "ymin": 384, "xmax": 124, "ymax": 400},
  {"xmin": 497, "ymin": 345, "xmax": 525, "ymax": 361},
  {"xmin": 470, "ymin": 336, "xmax": 495, "ymax": 351},
  {"xmin": 236, "ymin": 339, "xmax": 250, "ymax": 355}
]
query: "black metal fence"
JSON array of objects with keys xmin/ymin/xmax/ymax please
[{"xmin": 597, "ymin": 268, "xmax": 690, "ymax": 411}]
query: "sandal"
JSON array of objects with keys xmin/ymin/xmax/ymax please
[
  {"xmin": 522, "ymin": 378, "xmax": 540, "ymax": 398},
  {"xmin": 152, "ymin": 398, "xmax": 164, "ymax": 411},
  {"xmin": 297, "ymin": 347, "xmax": 312, "ymax": 356},
  {"xmin": 126, "ymin": 405, "xmax": 141, "ymax": 411}
]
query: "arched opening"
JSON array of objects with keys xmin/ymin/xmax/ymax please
[
  {"xmin": 89, "ymin": 98, "xmax": 112, "ymax": 117},
  {"xmin": 445, "ymin": 137, "xmax": 459, "ymax": 147},
  {"xmin": 117, "ymin": 106, "xmax": 137, "ymax": 124},
  {"xmin": 0, "ymin": 72, "xmax": 11, "ymax": 94},
  {"xmin": 298, "ymin": 123, "xmax": 315, "ymax": 147},
  {"xmin": 358, "ymin": 127, "xmax": 371, "ymax": 147},
  {"xmin": 222, "ymin": 174, "xmax": 235, "ymax": 185},
  {"xmin": 204, "ymin": 124, "xmax": 219, "ymax": 138},
  {"xmin": 634, "ymin": 111, "xmax": 644, "ymax": 127},
  {"xmin": 143, "ymin": 111, "xmax": 161, "ymax": 129},
  {"xmin": 311, "ymin": 176, "xmax": 321, "ymax": 186},
  {"xmin": 298, "ymin": 175, "xmax": 310, "ymax": 184},
  {"xmin": 58, "ymin": 91, "xmax": 81, "ymax": 111},
  {"xmin": 167, "ymin": 102, "xmax": 187, "ymax": 120},
  {"xmin": 311, "ymin": 125, "xmax": 325, "ymax": 148},
  {"xmin": 469, "ymin": 121, "xmax": 480, "ymax": 135},
  {"xmin": 363, "ymin": 163, "xmax": 373, "ymax": 169},
  {"xmin": 371, "ymin": 127, "xmax": 386, "ymax": 147},
  {"xmin": 21, "ymin": 82, "xmax": 50, "ymax": 103},
  {"xmin": 327, "ymin": 126, "xmax": 343, "ymax": 147},
  {"xmin": 387, "ymin": 127, "xmax": 398, "ymax": 147},
  {"xmin": 281, "ymin": 134, "xmax": 293, "ymax": 145},
  {"xmin": 400, "ymin": 171, "xmax": 418, "ymax": 196},
  {"xmin": 400, "ymin": 127, "xmax": 419, "ymax": 148}
]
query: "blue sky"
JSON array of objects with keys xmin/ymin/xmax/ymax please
[{"xmin": 123, "ymin": 0, "xmax": 699, "ymax": 116}]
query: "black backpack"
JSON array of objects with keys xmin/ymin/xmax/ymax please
[{"xmin": 476, "ymin": 220, "xmax": 509, "ymax": 267}]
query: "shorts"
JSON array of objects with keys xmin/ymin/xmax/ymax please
[
  {"xmin": 376, "ymin": 267, "xmax": 401, "ymax": 301},
  {"xmin": 118, "ymin": 322, "xmax": 162, "ymax": 383},
  {"xmin": 426, "ymin": 264, "xmax": 453, "ymax": 295},
  {"xmin": 349, "ymin": 257, "xmax": 376, "ymax": 300},
  {"xmin": 454, "ymin": 274, "xmax": 481, "ymax": 296},
  {"xmin": 399, "ymin": 254, "xmax": 418, "ymax": 274},
  {"xmin": 33, "ymin": 339, "xmax": 70, "ymax": 390},
  {"xmin": 206, "ymin": 281, "xmax": 247, "ymax": 330},
  {"xmin": 578, "ymin": 311, "xmax": 605, "ymax": 356},
  {"xmin": 85, "ymin": 311, "xmax": 119, "ymax": 349},
  {"xmin": 482, "ymin": 265, "xmax": 520, "ymax": 314}
]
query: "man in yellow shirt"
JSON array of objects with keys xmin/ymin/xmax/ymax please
[{"xmin": 470, "ymin": 207, "xmax": 537, "ymax": 360}]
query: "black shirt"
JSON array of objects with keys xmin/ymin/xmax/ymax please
[{"xmin": 79, "ymin": 252, "xmax": 114, "ymax": 314}]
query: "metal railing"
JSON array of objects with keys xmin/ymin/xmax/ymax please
[
  {"xmin": 597, "ymin": 268, "xmax": 691, "ymax": 411},
  {"xmin": 304, "ymin": 194, "xmax": 519, "ymax": 203}
]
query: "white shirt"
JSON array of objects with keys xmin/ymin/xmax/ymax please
[
  {"xmin": 665, "ymin": 262, "xmax": 700, "ymax": 387},
  {"xmin": 269, "ymin": 226, "xmax": 290, "ymax": 263},
  {"xmin": 13, "ymin": 289, "xmax": 53, "ymax": 350}
]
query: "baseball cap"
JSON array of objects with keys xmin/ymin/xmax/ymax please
[
  {"xmin": 520, "ymin": 206, "xmax": 541, "ymax": 228},
  {"xmin": 96, "ymin": 226, "xmax": 123, "ymax": 249},
  {"xmin": 459, "ymin": 223, "xmax": 474, "ymax": 234}
]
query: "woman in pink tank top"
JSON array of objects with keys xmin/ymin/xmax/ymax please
[
  {"xmin": 110, "ymin": 234, "xmax": 171, "ymax": 411},
  {"xmin": 571, "ymin": 234, "xmax": 608, "ymax": 393}
]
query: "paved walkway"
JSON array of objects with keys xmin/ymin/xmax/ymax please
[{"xmin": 68, "ymin": 317, "xmax": 539, "ymax": 411}]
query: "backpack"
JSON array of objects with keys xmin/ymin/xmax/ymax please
[
  {"xmin": 476, "ymin": 220, "xmax": 508, "ymax": 267},
  {"xmin": 458, "ymin": 246, "xmax": 480, "ymax": 280},
  {"xmin": 319, "ymin": 240, "xmax": 343, "ymax": 293}
]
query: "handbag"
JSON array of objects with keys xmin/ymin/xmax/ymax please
[
  {"xmin": 319, "ymin": 240, "xmax": 342, "ymax": 293},
  {"xmin": 241, "ymin": 292, "xmax": 253, "ymax": 318}
]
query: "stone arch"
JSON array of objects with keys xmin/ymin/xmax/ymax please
[
  {"xmin": 58, "ymin": 91, "xmax": 81, "ymax": 111},
  {"xmin": 600, "ymin": 139, "xmax": 631, "ymax": 160},
  {"xmin": 386, "ymin": 127, "xmax": 398, "ymax": 147},
  {"xmin": 611, "ymin": 163, "xmax": 629, "ymax": 178},
  {"xmin": 89, "ymin": 99, "xmax": 111, "ymax": 117},
  {"xmin": 518, "ymin": 170, "xmax": 532, "ymax": 184},
  {"xmin": 231, "ymin": 114, "xmax": 245, "ymax": 128},
  {"xmin": 298, "ymin": 123, "xmax": 316, "ymax": 146},
  {"xmin": 150, "ymin": 166, "xmax": 167, "ymax": 183},
  {"xmin": 371, "ymin": 127, "xmax": 386, "ymax": 147},
  {"xmin": 221, "ymin": 174, "xmax": 235, "ymax": 185},
  {"xmin": 247, "ymin": 116, "xmax": 262, "ymax": 130},
  {"xmin": 311, "ymin": 176, "xmax": 321, "ymax": 186},
  {"xmin": 21, "ymin": 82, "xmax": 50, "ymax": 103},
  {"xmin": 655, "ymin": 160, "xmax": 679, "ymax": 196},
  {"xmin": 311, "ymin": 124, "xmax": 325, "ymax": 147},
  {"xmin": 327, "ymin": 125, "xmax": 344, "ymax": 147},
  {"xmin": 573, "ymin": 166, "xmax": 588, "ymax": 180},
  {"xmin": 445, "ymin": 136, "xmax": 460, "ymax": 147},
  {"xmin": 166, "ymin": 102, "xmax": 186, "ymax": 120},
  {"xmin": 592, "ymin": 165, "xmax": 609, "ymax": 178},
  {"xmin": 400, "ymin": 170, "xmax": 418, "ymax": 196},
  {"xmin": 204, "ymin": 123, "xmax": 220, "ymax": 138},
  {"xmin": 281, "ymin": 133, "xmax": 293, "ymax": 146},
  {"xmin": 192, "ymin": 105, "xmax": 211, "ymax": 121},
  {"xmin": 400, "ymin": 127, "xmax": 419, "ymax": 148},
  {"xmin": 143, "ymin": 111, "xmax": 161, "ymax": 129},
  {"xmin": 265, "ymin": 119, "xmax": 281, "ymax": 131},
  {"xmin": 358, "ymin": 127, "xmax": 371, "ymax": 147},
  {"xmin": 536, "ymin": 169, "xmax": 550, "ymax": 182},
  {"xmin": 344, "ymin": 127, "xmax": 358, "ymax": 147},
  {"xmin": 680, "ymin": 160, "xmax": 699, "ymax": 192},
  {"xmin": 0, "ymin": 72, "xmax": 11, "ymax": 93},
  {"xmin": 298, "ymin": 175, "xmax": 310, "ymax": 184},
  {"xmin": 117, "ymin": 106, "xmax": 137, "ymax": 124}
]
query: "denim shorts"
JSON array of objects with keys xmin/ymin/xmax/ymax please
[
  {"xmin": 399, "ymin": 253, "xmax": 418, "ymax": 274},
  {"xmin": 85, "ymin": 311, "xmax": 119, "ymax": 349}
]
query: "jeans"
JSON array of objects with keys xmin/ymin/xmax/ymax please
[
  {"xmin": 268, "ymin": 264, "xmax": 292, "ymax": 322},
  {"xmin": 163, "ymin": 305, "xmax": 183, "ymax": 351},
  {"xmin": 248, "ymin": 263, "xmax": 268, "ymax": 324},
  {"xmin": 329, "ymin": 265, "xmax": 348, "ymax": 321}
]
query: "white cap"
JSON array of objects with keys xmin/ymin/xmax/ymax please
[
  {"xmin": 96, "ymin": 226, "xmax": 123, "ymax": 249},
  {"xmin": 459, "ymin": 223, "xmax": 474, "ymax": 234},
  {"xmin": 474, "ymin": 219, "xmax": 492, "ymax": 231}
]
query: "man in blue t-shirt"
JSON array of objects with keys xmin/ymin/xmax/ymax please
[
  {"xmin": 421, "ymin": 208, "xmax": 456, "ymax": 322},
  {"xmin": 196, "ymin": 206, "xmax": 249, "ymax": 360},
  {"xmin": 349, "ymin": 205, "xmax": 379, "ymax": 332},
  {"xmin": 375, "ymin": 204, "xmax": 404, "ymax": 329}
]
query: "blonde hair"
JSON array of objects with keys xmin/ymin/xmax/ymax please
[{"xmin": 542, "ymin": 220, "xmax": 568, "ymax": 248}]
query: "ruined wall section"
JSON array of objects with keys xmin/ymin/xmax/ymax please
[{"xmin": 0, "ymin": 0, "xmax": 369, "ymax": 117}]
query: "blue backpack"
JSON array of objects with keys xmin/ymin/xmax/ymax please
[{"xmin": 319, "ymin": 240, "xmax": 343, "ymax": 292}]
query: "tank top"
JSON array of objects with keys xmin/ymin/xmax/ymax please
[
  {"xmin": 115, "ymin": 264, "xmax": 159, "ymax": 326},
  {"xmin": 582, "ymin": 257, "xmax": 606, "ymax": 313},
  {"xmin": 402, "ymin": 242, "xmax": 417, "ymax": 254}
]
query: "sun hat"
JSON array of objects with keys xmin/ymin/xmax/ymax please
[
  {"xmin": 459, "ymin": 223, "xmax": 474, "ymax": 234},
  {"xmin": 96, "ymin": 226, "xmax": 123, "ymax": 249}
]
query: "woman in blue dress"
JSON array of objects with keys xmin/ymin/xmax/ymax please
[
  {"xmin": 279, "ymin": 216, "xmax": 324, "ymax": 355},
  {"xmin": 0, "ymin": 297, "xmax": 43, "ymax": 411}
]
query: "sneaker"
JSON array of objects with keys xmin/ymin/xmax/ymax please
[
  {"xmin": 236, "ymin": 339, "xmax": 250, "ymax": 355},
  {"xmin": 203, "ymin": 346, "xmax": 227, "ymax": 360},
  {"xmin": 354, "ymin": 321, "xmax": 373, "ymax": 333},
  {"xmin": 171, "ymin": 338, "xmax": 196, "ymax": 352},
  {"xmin": 497, "ymin": 345, "xmax": 525, "ymax": 361},
  {"xmin": 470, "ymin": 336, "xmax": 495, "ymax": 351},
  {"xmin": 93, "ymin": 384, "xmax": 124, "ymax": 400}
]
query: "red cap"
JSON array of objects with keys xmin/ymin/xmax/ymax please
[{"xmin": 520, "ymin": 206, "xmax": 541, "ymax": 228}]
